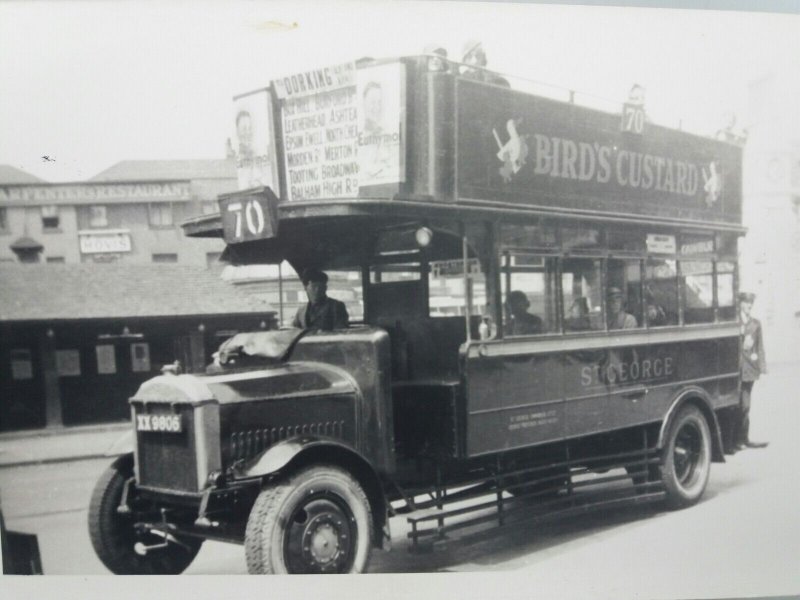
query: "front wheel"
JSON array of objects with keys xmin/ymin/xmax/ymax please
[
  {"xmin": 245, "ymin": 465, "xmax": 373, "ymax": 574},
  {"xmin": 660, "ymin": 406, "xmax": 711, "ymax": 509},
  {"xmin": 88, "ymin": 456, "xmax": 202, "ymax": 574}
]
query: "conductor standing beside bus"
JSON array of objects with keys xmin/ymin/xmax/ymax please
[{"xmin": 736, "ymin": 292, "xmax": 768, "ymax": 449}]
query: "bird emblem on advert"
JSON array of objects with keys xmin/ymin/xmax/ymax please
[
  {"xmin": 702, "ymin": 160, "xmax": 723, "ymax": 207},
  {"xmin": 493, "ymin": 119, "xmax": 529, "ymax": 183}
]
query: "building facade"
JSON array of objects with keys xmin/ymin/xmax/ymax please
[
  {"xmin": 741, "ymin": 66, "xmax": 800, "ymax": 363},
  {"xmin": 0, "ymin": 160, "xmax": 235, "ymax": 266},
  {"xmin": 0, "ymin": 264, "xmax": 276, "ymax": 431}
]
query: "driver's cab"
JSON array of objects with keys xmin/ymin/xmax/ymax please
[{"xmin": 268, "ymin": 214, "xmax": 492, "ymax": 385}]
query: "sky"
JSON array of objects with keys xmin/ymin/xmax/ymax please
[{"xmin": 0, "ymin": 0, "xmax": 798, "ymax": 182}]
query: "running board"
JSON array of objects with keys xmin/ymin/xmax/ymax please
[
  {"xmin": 409, "ymin": 489, "xmax": 667, "ymax": 553},
  {"xmin": 406, "ymin": 446, "xmax": 664, "ymax": 552}
]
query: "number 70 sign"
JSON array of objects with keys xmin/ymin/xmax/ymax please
[
  {"xmin": 219, "ymin": 187, "xmax": 280, "ymax": 243},
  {"xmin": 621, "ymin": 103, "xmax": 646, "ymax": 135}
]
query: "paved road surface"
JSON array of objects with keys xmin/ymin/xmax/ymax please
[{"xmin": 1, "ymin": 366, "xmax": 798, "ymax": 598}]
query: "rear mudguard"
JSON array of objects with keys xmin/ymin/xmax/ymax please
[{"xmin": 658, "ymin": 387, "xmax": 726, "ymax": 462}]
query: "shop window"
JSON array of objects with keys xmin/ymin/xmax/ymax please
[
  {"xmin": 10, "ymin": 349, "xmax": 33, "ymax": 380},
  {"xmin": 55, "ymin": 349, "xmax": 81, "ymax": 376},
  {"xmin": 644, "ymin": 259, "xmax": 678, "ymax": 327},
  {"xmin": 607, "ymin": 258, "xmax": 643, "ymax": 329},
  {"xmin": 96, "ymin": 344, "xmax": 117, "ymax": 374},
  {"xmin": 562, "ymin": 258, "xmax": 604, "ymax": 331},
  {"xmin": 148, "ymin": 203, "xmax": 174, "ymax": 228},
  {"xmin": 501, "ymin": 253, "xmax": 557, "ymax": 336},
  {"xmin": 717, "ymin": 261, "xmax": 736, "ymax": 321},
  {"xmin": 131, "ymin": 343, "xmax": 151, "ymax": 372},
  {"xmin": 152, "ymin": 253, "xmax": 178, "ymax": 263},
  {"xmin": 681, "ymin": 260, "xmax": 714, "ymax": 324},
  {"xmin": 89, "ymin": 205, "xmax": 108, "ymax": 228},
  {"xmin": 41, "ymin": 205, "xmax": 60, "ymax": 230},
  {"xmin": 91, "ymin": 254, "xmax": 120, "ymax": 263}
]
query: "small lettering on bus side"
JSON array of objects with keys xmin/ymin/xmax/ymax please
[{"xmin": 508, "ymin": 409, "xmax": 559, "ymax": 431}]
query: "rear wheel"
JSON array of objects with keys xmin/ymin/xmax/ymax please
[
  {"xmin": 660, "ymin": 406, "xmax": 711, "ymax": 509},
  {"xmin": 245, "ymin": 465, "xmax": 373, "ymax": 574},
  {"xmin": 88, "ymin": 456, "xmax": 202, "ymax": 574}
]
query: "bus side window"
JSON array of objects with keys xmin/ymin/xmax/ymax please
[
  {"xmin": 562, "ymin": 258, "xmax": 604, "ymax": 331},
  {"xmin": 607, "ymin": 258, "xmax": 643, "ymax": 329},
  {"xmin": 502, "ymin": 254, "xmax": 557, "ymax": 336},
  {"xmin": 644, "ymin": 259, "xmax": 678, "ymax": 327},
  {"xmin": 716, "ymin": 261, "xmax": 736, "ymax": 321},
  {"xmin": 681, "ymin": 260, "xmax": 714, "ymax": 324},
  {"xmin": 428, "ymin": 258, "xmax": 486, "ymax": 318}
]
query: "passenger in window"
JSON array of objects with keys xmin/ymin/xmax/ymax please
[
  {"xmin": 645, "ymin": 302, "xmax": 667, "ymax": 327},
  {"xmin": 567, "ymin": 297, "xmax": 592, "ymax": 331},
  {"xmin": 506, "ymin": 290, "xmax": 543, "ymax": 336},
  {"xmin": 606, "ymin": 287, "xmax": 637, "ymax": 330},
  {"xmin": 644, "ymin": 289, "xmax": 667, "ymax": 327},
  {"xmin": 292, "ymin": 269, "xmax": 349, "ymax": 331}
]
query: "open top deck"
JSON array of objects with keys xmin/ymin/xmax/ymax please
[{"xmin": 185, "ymin": 54, "xmax": 743, "ymax": 252}]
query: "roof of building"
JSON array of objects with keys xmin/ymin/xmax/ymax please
[
  {"xmin": 0, "ymin": 264, "xmax": 273, "ymax": 322},
  {"xmin": 90, "ymin": 160, "xmax": 236, "ymax": 182},
  {"xmin": 0, "ymin": 165, "xmax": 46, "ymax": 184}
]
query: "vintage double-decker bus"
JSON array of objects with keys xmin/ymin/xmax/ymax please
[{"xmin": 89, "ymin": 55, "xmax": 744, "ymax": 574}]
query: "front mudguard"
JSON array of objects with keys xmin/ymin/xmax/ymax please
[{"xmin": 234, "ymin": 437, "xmax": 390, "ymax": 548}]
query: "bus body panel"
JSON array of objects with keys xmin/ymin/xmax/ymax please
[
  {"xmin": 464, "ymin": 327, "xmax": 739, "ymax": 457},
  {"xmin": 289, "ymin": 328, "xmax": 395, "ymax": 474}
]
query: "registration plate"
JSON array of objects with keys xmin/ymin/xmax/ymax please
[{"xmin": 136, "ymin": 413, "xmax": 182, "ymax": 433}]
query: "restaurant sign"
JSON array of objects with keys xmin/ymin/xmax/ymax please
[
  {"xmin": 0, "ymin": 183, "xmax": 191, "ymax": 205},
  {"xmin": 456, "ymin": 80, "xmax": 742, "ymax": 224}
]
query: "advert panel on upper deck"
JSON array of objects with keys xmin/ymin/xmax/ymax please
[
  {"xmin": 455, "ymin": 80, "xmax": 742, "ymax": 225},
  {"xmin": 271, "ymin": 61, "xmax": 406, "ymax": 202}
]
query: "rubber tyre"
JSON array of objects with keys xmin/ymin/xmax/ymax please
[
  {"xmin": 660, "ymin": 406, "xmax": 712, "ymax": 509},
  {"xmin": 245, "ymin": 465, "xmax": 373, "ymax": 574},
  {"xmin": 88, "ymin": 457, "xmax": 202, "ymax": 574}
]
